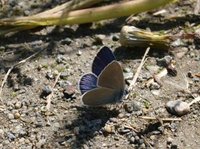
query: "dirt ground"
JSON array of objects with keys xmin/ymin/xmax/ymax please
[{"xmin": 0, "ymin": 0, "xmax": 200, "ymax": 149}]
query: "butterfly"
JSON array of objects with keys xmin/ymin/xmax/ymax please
[{"xmin": 79, "ymin": 46, "xmax": 125, "ymax": 106}]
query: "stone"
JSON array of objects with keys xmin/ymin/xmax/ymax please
[
  {"xmin": 7, "ymin": 132, "xmax": 16, "ymax": 141},
  {"xmin": 15, "ymin": 101, "xmax": 22, "ymax": 109},
  {"xmin": 166, "ymin": 100, "xmax": 190, "ymax": 116},
  {"xmin": 41, "ymin": 86, "xmax": 52, "ymax": 97},
  {"xmin": 103, "ymin": 124, "xmax": 114, "ymax": 133},
  {"xmin": 14, "ymin": 112, "xmax": 21, "ymax": 119},
  {"xmin": 129, "ymin": 137, "xmax": 135, "ymax": 144},
  {"xmin": 8, "ymin": 113, "xmax": 14, "ymax": 120},
  {"xmin": 63, "ymin": 85, "xmax": 76, "ymax": 99}
]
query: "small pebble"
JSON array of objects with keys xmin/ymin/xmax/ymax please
[
  {"xmin": 129, "ymin": 137, "xmax": 135, "ymax": 144},
  {"xmin": 41, "ymin": 86, "xmax": 52, "ymax": 97},
  {"xmin": 156, "ymin": 55, "xmax": 172, "ymax": 66},
  {"xmin": 60, "ymin": 72, "xmax": 68, "ymax": 79},
  {"xmin": 176, "ymin": 47, "xmax": 188, "ymax": 58},
  {"xmin": 166, "ymin": 100, "xmax": 190, "ymax": 116},
  {"xmin": 94, "ymin": 34, "xmax": 105, "ymax": 44},
  {"xmin": 171, "ymin": 39, "xmax": 185, "ymax": 47},
  {"xmin": 124, "ymin": 102, "xmax": 141, "ymax": 113},
  {"xmin": 118, "ymin": 127, "xmax": 130, "ymax": 134},
  {"xmin": 15, "ymin": 101, "xmax": 22, "ymax": 109},
  {"xmin": 187, "ymin": 71, "xmax": 193, "ymax": 78},
  {"xmin": 61, "ymin": 38, "xmax": 72, "ymax": 45},
  {"xmin": 13, "ymin": 84, "xmax": 20, "ymax": 91},
  {"xmin": 150, "ymin": 135, "xmax": 156, "ymax": 140},
  {"xmin": 14, "ymin": 112, "xmax": 21, "ymax": 119},
  {"xmin": 8, "ymin": 113, "xmax": 14, "ymax": 120},
  {"xmin": 76, "ymin": 50, "xmax": 82, "ymax": 56},
  {"xmin": 46, "ymin": 72, "xmax": 54, "ymax": 79},
  {"xmin": 7, "ymin": 132, "xmax": 16, "ymax": 141},
  {"xmin": 124, "ymin": 72, "xmax": 133, "ymax": 80},
  {"xmin": 118, "ymin": 113, "xmax": 125, "ymax": 118},
  {"xmin": 112, "ymin": 35, "xmax": 119, "ymax": 41},
  {"xmin": 19, "ymin": 137, "xmax": 25, "ymax": 143},
  {"xmin": 151, "ymin": 89, "xmax": 161, "ymax": 96},
  {"xmin": 140, "ymin": 143, "xmax": 146, "ymax": 148},
  {"xmin": 134, "ymin": 136, "xmax": 140, "ymax": 143},
  {"xmin": 83, "ymin": 144, "xmax": 89, "ymax": 149},
  {"xmin": 149, "ymin": 82, "xmax": 161, "ymax": 90},
  {"xmin": 152, "ymin": 130, "xmax": 162, "ymax": 135},
  {"xmin": 56, "ymin": 55, "xmax": 67, "ymax": 64},
  {"xmin": 123, "ymin": 67, "xmax": 131, "ymax": 73},
  {"xmin": 103, "ymin": 124, "xmax": 114, "ymax": 134},
  {"xmin": 63, "ymin": 85, "xmax": 76, "ymax": 99},
  {"xmin": 167, "ymin": 137, "xmax": 173, "ymax": 144},
  {"xmin": 146, "ymin": 65, "xmax": 160, "ymax": 73}
]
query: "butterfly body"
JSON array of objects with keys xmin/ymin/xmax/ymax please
[{"xmin": 79, "ymin": 47, "xmax": 125, "ymax": 106}]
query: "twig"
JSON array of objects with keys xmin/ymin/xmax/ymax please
[
  {"xmin": 140, "ymin": 116, "xmax": 182, "ymax": 121},
  {"xmin": 124, "ymin": 122, "xmax": 153, "ymax": 149},
  {"xmin": 0, "ymin": 49, "xmax": 44, "ymax": 98},
  {"xmin": 46, "ymin": 72, "xmax": 61, "ymax": 111},
  {"xmin": 189, "ymin": 96, "xmax": 200, "ymax": 107},
  {"xmin": 194, "ymin": 73, "xmax": 200, "ymax": 78},
  {"xmin": 125, "ymin": 47, "xmax": 150, "ymax": 99},
  {"xmin": 140, "ymin": 135, "xmax": 154, "ymax": 149}
]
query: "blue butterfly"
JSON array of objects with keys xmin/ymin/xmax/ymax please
[{"xmin": 79, "ymin": 46, "xmax": 125, "ymax": 106}]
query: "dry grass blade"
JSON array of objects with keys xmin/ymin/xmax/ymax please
[
  {"xmin": 0, "ymin": 0, "xmax": 178, "ymax": 36},
  {"xmin": 189, "ymin": 96, "xmax": 200, "ymax": 107},
  {"xmin": 46, "ymin": 72, "xmax": 61, "ymax": 111},
  {"xmin": 140, "ymin": 116, "xmax": 182, "ymax": 121},
  {"xmin": 125, "ymin": 47, "xmax": 150, "ymax": 99}
]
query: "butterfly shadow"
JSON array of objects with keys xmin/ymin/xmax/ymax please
[{"xmin": 65, "ymin": 106, "xmax": 119, "ymax": 149}]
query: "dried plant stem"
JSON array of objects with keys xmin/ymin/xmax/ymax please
[
  {"xmin": 120, "ymin": 26, "xmax": 171, "ymax": 48},
  {"xmin": 0, "ymin": 0, "xmax": 177, "ymax": 27},
  {"xmin": 189, "ymin": 96, "xmax": 200, "ymax": 107},
  {"xmin": 125, "ymin": 47, "xmax": 150, "ymax": 99},
  {"xmin": 140, "ymin": 116, "xmax": 182, "ymax": 121},
  {"xmin": 46, "ymin": 72, "xmax": 61, "ymax": 111},
  {"xmin": 0, "ymin": 0, "xmax": 102, "ymax": 35}
]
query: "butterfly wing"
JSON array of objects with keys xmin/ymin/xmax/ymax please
[
  {"xmin": 98, "ymin": 61, "xmax": 125, "ymax": 91},
  {"xmin": 79, "ymin": 73, "xmax": 97, "ymax": 94},
  {"xmin": 82, "ymin": 87, "xmax": 119, "ymax": 106},
  {"xmin": 92, "ymin": 46, "xmax": 115, "ymax": 76},
  {"xmin": 80, "ymin": 47, "xmax": 125, "ymax": 106}
]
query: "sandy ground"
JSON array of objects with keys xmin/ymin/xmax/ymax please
[{"xmin": 0, "ymin": 0, "xmax": 200, "ymax": 148}]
